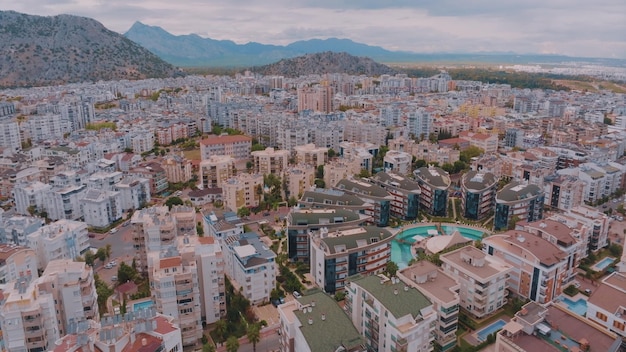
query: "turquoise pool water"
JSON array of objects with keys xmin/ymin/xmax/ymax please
[
  {"xmin": 133, "ymin": 300, "xmax": 154, "ymax": 311},
  {"xmin": 392, "ymin": 225, "xmax": 485, "ymax": 268},
  {"xmin": 476, "ymin": 319, "xmax": 506, "ymax": 342},
  {"xmin": 593, "ymin": 257, "xmax": 615, "ymax": 271},
  {"xmin": 561, "ymin": 296, "xmax": 587, "ymax": 316}
]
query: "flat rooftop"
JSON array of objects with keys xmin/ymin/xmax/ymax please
[
  {"xmin": 440, "ymin": 246, "xmax": 511, "ymax": 281},
  {"xmin": 399, "ymin": 261, "xmax": 458, "ymax": 304},
  {"xmin": 486, "ymin": 231, "xmax": 567, "ymax": 267}
]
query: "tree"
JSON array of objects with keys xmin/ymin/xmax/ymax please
[
  {"xmin": 246, "ymin": 161, "xmax": 253, "ymax": 171},
  {"xmin": 328, "ymin": 148, "xmax": 337, "ymax": 158},
  {"xmin": 508, "ymin": 215, "xmax": 520, "ymax": 230},
  {"xmin": 214, "ymin": 320, "xmax": 228, "ymax": 345},
  {"xmin": 84, "ymin": 251, "xmax": 95, "ymax": 266},
  {"xmin": 202, "ymin": 343, "xmax": 216, "ymax": 352},
  {"xmin": 385, "ymin": 261, "xmax": 399, "ymax": 278},
  {"xmin": 165, "ymin": 196, "xmax": 183, "ymax": 209},
  {"xmin": 316, "ymin": 165, "xmax": 324, "ymax": 179},
  {"xmin": 358, "ymin": 169, "xmax": 371, "ymax": 178},
  {"xmin": 117, "ymin": 262, "xmax": 137, "ymax": 284},
  {"xmin": 237, "ymin": 206, "xmax": 251, "ymax": 218},
  {"xmin": 247, "ymin": 323, "xmax": 261, "ymax": 352},
  {"xmin": 96, "ymin": 248, "xmax": 106, "ymax": 262},
  {"xmin": 225, "ymin": 336, "xmax": 240, "ymax": 352},
  {"xmin": 105, "ymin": 244, "xmax": 112, "ymax": 260}
]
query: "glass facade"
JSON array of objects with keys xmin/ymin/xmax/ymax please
[
  {"xmin": 433, "ymin": 189, "xmax": 447, "ymax": 217},
  {"xmin": 494, "ymin": 203, "xmax": 510, "ymax": 231},
  {"xmin": 464, "ymin": 192, "xmax": 480, "ymax": 220}
]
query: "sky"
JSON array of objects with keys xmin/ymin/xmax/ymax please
[{"xmin": 1, "ymin": 0, "xmax": 625, "ymax": 59}]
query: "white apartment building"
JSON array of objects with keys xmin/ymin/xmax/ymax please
[
  {"xmin": 130, "ymin": 130, "xmax": 155, "ymax": 153},
  {"xmin": 162, "ymin": 154, "xmax": 193, "ymax": 184},
  {"xmin": 44, "ymin": 184, "xmax": 87, "ymax": 221},
  {"xmin": 407, "ymin": 106, "xmax": 433, "ymax": 140},
  {"xmin": 0, "ymin": 215, "xmax": 44, "ymax": 246},
  {"xmin": 346, "ymin": 275, "xmax": 437, "ymax": 352},
  {"xmin": 114, "ymin": 177, "xmax": 151, "ymax": 211},
  {"xmin": 86, "ymin": 171, "xmax": 124, "ymax": 191},
  {"xmin": 222, "ymin": 232, "xmax": 276, "ymax": 305},
  {"xmin": 148, "ymin": 252, "xmax": 203, "ymax": 347},
  {"xmin": 587, "ymin": 272, "xmax": 626, "ymax": 338},
  {"xmin": 0, "ymin": 120, "xmax": 21, "ymax": 152},
  {"xmin": 294, "ymin": 143, "xmax": 328, "ymax": 167},
  {"xmin": 132, "ymin": 206, "xmax": 179, "ymax": 274},
  {"xmin": 222, "ymin": 173, "xmax": 264, "ymax": 210},
  {"xmin": 27, "ymin": 219, "xmax": 90, "ymax": 271},
  {"xmin": 13, "ymin": 181, "xmax": 52, "ymax": 216},
  {"xmin": 383, "ymin": 150, "xmax": 412, "ymax": 175},
  {"xmin": 251, "ymin": 147, "xmax": 290, "ymax": 175},
  {"xmin": 399, "ymin": 261, "xmax": 460, "ymax": 352},
  {"xmin": 557, "ymin": 161, "xmax": 625, "ymax": 204},
  {"xmin": 199, "ymin": 155, "xmax": 235, "ymax": 189},
  {"xmin": 38, "ymin": 260, "xmax": 99, "ymax": 333},
  {"xmin": 81, "ymin": 189, "xmax": 123, "ymax": 229},
  {"xmin": 440, "ymin": 246, "xmax": 512, "ymax": 319},
  {"xmin": 200, "ymin": 134, "xmax": 252, "ymax": 160},
  {"xmin": 0, "ymin": 244, "xmax": 39, "ymax": 286}
]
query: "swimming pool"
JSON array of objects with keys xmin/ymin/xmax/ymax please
[
  {"xmin": 592, "ymin": 257, "xmax": 615, "ymax": 271},
  {"xmin": 476, "ymin": 319, "xmax": 506, "ymax": 342},
  {"xmin": 561, "ymin": 296, "xmax": 587, "ymax": 316},
  {"xmin": 391, "ymin": 224, "xmax": 485, "ymax": 268},
  {"xmin": 133, "ymin": 300, "xmax": 154, "ymax": 311}
]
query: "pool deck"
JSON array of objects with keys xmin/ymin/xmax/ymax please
[{"xmin": 591, "ymin": 257, "xmax": 616, "ymax": 271}]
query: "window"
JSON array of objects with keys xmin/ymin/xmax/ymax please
[
  {"xmin": 596, "ymin": 312, "xmax": 608, "ymax": 322},
  {"xmin": 613, "ymin": 321, "xmax": 625, "ymax": 331}
]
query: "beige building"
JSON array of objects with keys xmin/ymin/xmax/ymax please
[
  {"xmin": 323, "ymin": 159, "xmax": 361, "ymax": 188},
  {"xmin": 0, "ymin": 244, "xmax": 39, "ymax": 285},
  {"xmin": 222, "ymin": 173, "xmax": 264, "ymax": 210},
  {"xmin": 459, "ymin": 131, "xmax": 499, "ymax": 153},
  {"xmin": 199, "ymin": 155, "xmax": 235, "ymax": 189},
  {"xmin": 294, "ymin": 143, "xmax": 328, "ymax": 167},
  {"xmin": 440, "ymin": 246, "xmax": 512, "ymax": 319},
  {"xmin": 199, "ymin": 134, "xmax": 252, "ymax": 160},
  {"xmin": 251, "ymin": 147, "xmax": 290, "ymax": 175},
  {"xmin": 131, "ymin": 206, "xmax": 179, "ymax": 273},
  {"xmin": 283, "ymin": 165, "xmax": 315, "ymax": 200},
  {"xmin": 162, "ymin": 154, "xmax": 193, "ymax": 184}
]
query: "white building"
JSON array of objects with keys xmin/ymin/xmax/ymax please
[
  {"xmin": 383, "ymin": 150, "xmax": 412, "ymax": 175},
  {"xmin": 44, "ymin": 184, "xmax": 87, "ymax": 221},
  {"xmin": 86, "ymin": 171, "xmax": 124, "ymax": 191},
  {"xmin": 27, "ymin": 220, "xmax": 90, "ymax": 271},
  {"xmin": 114, "ymin": 177, "xmax": 151, "ymax": 212},
  {"xmin": 81, "ymin": 189, "xmax": 123, "ymax": 228},
  {"xmin": 0, "ymin": 215, "xmax": 44, "ymax": 246},
  {"xmin": 0, "ymin": 120, "xmax": 21, "ymax": 152},
  {"xmin": 13, "ymin": 181, "xmax": 52, "ymax": 216},
  {"xmin": 0, "ymin": 244, "xmax": 39, "ymax": 286}
]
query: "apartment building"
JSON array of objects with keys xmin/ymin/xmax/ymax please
[
  {"xmin": 221, "ymin": 173, "xmax": 264, "ymax": 210},
  {"xmin": 131, "ymin": 206, "xmax": 179, "ymax": 273},
  {"xmin": 587, "ymin": 272, "xmax": 626, "ymax": 338},
  {"xmin": 200, "ymin": 134, "xmax": 252, "ymax": 160},
  {"xmin": 278, "ymin": 289, "xmax": 365, "ymax": 352},
  {"xmin": 12, "ymin": 181, "xmax": 51, "ymax": 216},
  {"xmin": 494, "ymin": 181, "xmax": 544, "ymax": 231},
  {"xmin": 85, "ymin": 171, "xmax": 124, "ymax": 191},
  {"xmin": 543, "ymin": 174, "xmax": 585, "ymax": 211},
  {"xmin": 399, "ymin": 261, "xmax": 460, "ymax": 351},
  {"xmin": 440, "ymin": 246, "xmax": 511, "ymax": 319},
  {"xmin": 345, "ymin": 275, "xmax": 436, "ymax": 352},
  {"xmin": 111, "ymin": 178, "xmax": 148, "ymax": 212},
  {"xmin": 38, "ymin": 260, "xmax": 99, "ymax": 333},
  {"xmin": 283, "ymin": 165, "xmax": 315, "ymax": 200},
  {"xmin": 148, "ymin": 253, "xmax": 202, "ymax": 346},
  {"xmin": 294, "ymin": 143, "xmax": 328, "ymax": 167},
  {"xmin": 0, "ymin": 215, "xmax": 43, "ymax": 246},
  {"xmin": 45, "ymin": 184, "xmax": 87, "ymax": 221},
  {"xmin": 413, "ymin": 166, "xmax": 451, "ymax": 217},
  {"xmin": 199, "ymin": 155, "xmax": 235, "ymax": 189},
  {"xmin": 298, "ymin": 188, "xmax": 369, "ymax": 213},
  {"xmin": 162, "ymin": 154, "xmax": 193, "ymax": 184},
  {"xmin": 335, "ymin": 178, "xmax": 392, "ymax": 227},
  {"xmin": 251, "ymin": 147, "xmax": 290, "ymax": 175},
  {"xmin": 388, "ymin": 138, "xmax": 460, "ymax": 165},
  {"xmin": 459, "ymin": 131, "xmax": 499, "ymax": 153},
  {"xmin": 550, "ymin": 205, "xmax": 610, "ymax": 252},
  {"xmin": 338, "ymin": 141, "xmax": 377, "ymax": 173},
  {"xmin": 202, "ymin": 210, "xmax": 245, "ymax": 241},
  {"xmin": 557, "ymin": 161, "xmax": 625, "ymax": 204},
  {"xmin": 128, "ymin": 162, "xmax": 168, "ymax": 195},
  {"xmin": 27, "ymin": 220, "xmax": 90, "ymax": 271},
  {"xmin": 81, "ymin": 189, "xmax": 122, "ymax": 229},
  {"xmin": 310, "ymin": 226, "xmax": 393, "ymax": 294},
  {"xmin": 0, "ymin": 244, "xmax": 38, "ymax": 285},
  {"xmin": 222, "ymin": 232, "xmax": 276, "ymax": 305},
  {"xmin": 461, "ymin": 171, "xmax": 497, "ymax": 221},
  {"xmin": 369, "ymin": 172, "xmax": 421, "ymax": 220},
  {"xmin": 382, "ymin": 150, "xmax": 412, "ymax": 175},
  {"xmin": 323, "ymin": 159, "xmax": 362, "ymax": 188},
  {"xmin": 483, "ymin": 231, "xmax": 568, "ymax": 303}
]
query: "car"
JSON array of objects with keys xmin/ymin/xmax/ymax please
[
  {"xmin": 111, "ymin": 275, "xmax": 117, "ymax": 281},
  {"xmin": 110, "ymin": 228, "xmax": 118, "ymax": 234},
  {"xmin": 602, "ymin": 205, "xmax": 608, "ymax": 209},
  {"xmin": 109, "ymin": 261, "xmax": 117, "ymax": 267},
  {"xmin": 104, "ymin": 263, "xmax": 113, "ymax": 269},
  {"xmin": 293, "ymin": 291, "xmax": 301, "ymax": 299},
  {"xmin": 122, "ymin": 221, "xmax": 130, "ymax": 227},
  {"xmin": 574, "ymin": 282, "xmax": 580, "ymax": 288},
  {"xmin": 263, "ymin": 212, "xmax": 271, "ymax": 217},
  {"xmin": 584, "ymin": 289, "xmax": 592, "ymax": 294}
]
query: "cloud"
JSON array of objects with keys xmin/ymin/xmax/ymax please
[{"xmin": 0, "ymin": 0, "xmax": 624, "ymax": 58}]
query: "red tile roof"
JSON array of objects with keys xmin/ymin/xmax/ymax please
[{"xmin": 200, "ymin": 135, "xmax": 251, "ymax": 146}]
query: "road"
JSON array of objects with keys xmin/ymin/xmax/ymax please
[{"xmin": 89, "ymin": 222, "xmax": 136, "ymax": 284}]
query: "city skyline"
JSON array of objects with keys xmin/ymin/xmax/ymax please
[{"xmin": 0, "ymin": 0, "xmax": 624, "ymax": 59}]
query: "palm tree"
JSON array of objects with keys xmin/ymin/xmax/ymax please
[
  {"xmin": 214, "ymin": 320, "xmax": 227, "ymax": 345},
  {"xmin": 105, "ymin": 244, "xmax": 112, "ymax": 260},
  {"xmin": 247, "ymin": 323, "xmax": 261, "ymax": 352},
  {"xmin": 202, "ymin": 343, "xmax": 216, "ymax": 352},
  {"xmin": 225, "ymin": 336, "xmax": 240, "ymax": 352}
]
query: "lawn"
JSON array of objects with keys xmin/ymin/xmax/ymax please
[{"xmin": 183, "ymin": 149, "xmax": 201, "ymax": 160}]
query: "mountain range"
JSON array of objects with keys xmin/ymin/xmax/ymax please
[
  {"xmin": 125, "ymin": 22, "xmax": 626, "ymax": 68},
  {"xmin": 0, "ymin": 11, "xmax": 178, "ymax": 88}
]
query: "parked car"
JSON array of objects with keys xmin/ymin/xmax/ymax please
[
  {"xmin": 111, "ymin": 275, "xmax": 117, "ymax": 282},
  {"xmin": 293, "ymin": 291, "xmax": 301, "ymax": 299},
  {"xmin": 110, "ymin": 228, "xmax": 118, "ymax": 234},
  {"xmin": 104, "ymin": 263, "xmax": 113, "ymax": 269}
]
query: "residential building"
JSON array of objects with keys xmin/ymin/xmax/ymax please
[
  {"xmin": 199, "ymin": 155, "xmax": 235, "ymax": 189},
  {"xmin": 278, "ymin": 289, "xmax": 365, "ymax": 352},
  {"xmin": 543, "ymin": 174, "xmax": 585, "ymax": 211},
  {"xmin": 283, "ymin": 165, "xmax": 315, "ymax": 200},
  {"xmin": 12, "ymin": 181, "xmax": 51, "ymax": 216},
  {"xmin": 369, "ymin": 172, "xmax": 421, "ymax": 220},
  {"xmin": 383, "ymin": 150, "xmax": 412, "ymax": 175},
  {"xmin": 294, "ymin": 143, "xmax": 328, "ymax": 167},
  {"xmin": 483, "ymin": 231, "xmax": 568, "ymax": 303},
  {"xmin": 0, "ymin": 244, "xmax": 38, "ymax": 285},
  {"xmin": 557, "ymin": 161, "xmax": 625, "ymax": 204},
  {"xmin": 459, "ymin": 131, "xmax": 498, "ymax": 154},
  {"xmin": 81, "ymin": 189, "xmax": 122, "ymax": 229},
  {"xmin": 222, "ymin": 232, "xmax": 276, "ymax": 305},
  {"xmin": 310, "ymin": 226, "xmax": 393, "ymax": 294},
  {"xmin": 114, "ymin": 177, "xmax": 151, "ymax": 212},
  {"xmin": 345, "ymin": 274, "xmax": 437, "ymax": 352},
  {"xmin": 440, "ymin": 246, "xmax": 511, "ymax": 318},
  {"xmin": 494, "ymin": 181, "xmax": 544, "ymax": 231},
  {"xmin": 27, "ymin": 220, "xmax": 90, "ymax": 271},
  {"xmin": 399, "ymin": 261, "xmax": 460, "ymax": 351},
  {"xmin": 44, "ymin": 184, "xmax": 87, "ymax": 221},
  {"xmin": 552, "ymin": 205, "xmax": 610, "ymax": 252},
  {"xmin": 323, "ymin": 159, "xmax": 362, "ymax": 188},
  {"xmin": 587, "ymin": 272, "xmax": 626, "ymax": 338},
  {"xmin": 85, "ymin": 171, "xmax": 124, "ymax": 191},
  {"xmin": 221, "ymin": 173, "xmax": 264, "ymax": 210},
  {"xmin": 461, "ymin": 171, "xmax": 497, "ymax": 221},
  {"xmin": 287, "ymin": 208, "xmax": 370, "ymax": 264},
  {"xmin": 0, "ymin": 215, "xmax": 44, "ymax": 246},
  {"xmin": 251, "ymin": 147, "xmax": 290, "ymax": 175},
  {"xmin": 339, "ymin": 142, "xmax": 377, "ymax": 174},
  {"xmin": 131, "ymin": 206, "xmax": 179, "ymax": 273},
  {"xmin": 202, "ymin": 211, "xmax": 245, "ymax": 241},
  {"xmin": 162, "ymin": 154, "xmax": 193, "ymax": 184},
  {"xmin": 335, "ymin": 178, "xmax": 392, "ymax": 227},
  {"xmin": 38, "ymin": 260, "xmax": 99, "ymax": 333},
  {"xmin": 148, "ymin": 253, "xmax": 202, "ymax": 346},
  {"xmin": 413, "ymin": 166, "xmax": 451, "ymax": 217},
  {"xmin": 188, "ymin": 187, "xmax": 222, "ymax": 206},
  {"xmin": 129, "ymin": 162, "xmax": 168, "ymax": 195},
  {"xmin": 200, "ymin": 134, "xmax": 252, "ymax": 160},
  {"xmin": 298, "ymin": 188, "xmax": 369, "ymax": 213}
]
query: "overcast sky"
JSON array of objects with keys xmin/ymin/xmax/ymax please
[{"xmin": 2, "ymin": 0, "xmax": 625, "ymax": 59}]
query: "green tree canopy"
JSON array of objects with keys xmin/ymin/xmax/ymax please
[
  {"xmin": 165, "ymin": 196, "xmax": 184, "ymax": 209},
  {"xmin": 225, "ymin": 336, "xmax": 240, "ymax": 352},
  {"xmin": 385, "ymin": 261, "xmax": 399, "ymax": 278},
  {"xmin": 247, "ymin": 323, "xmax": 261, "ymax": 352}
]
